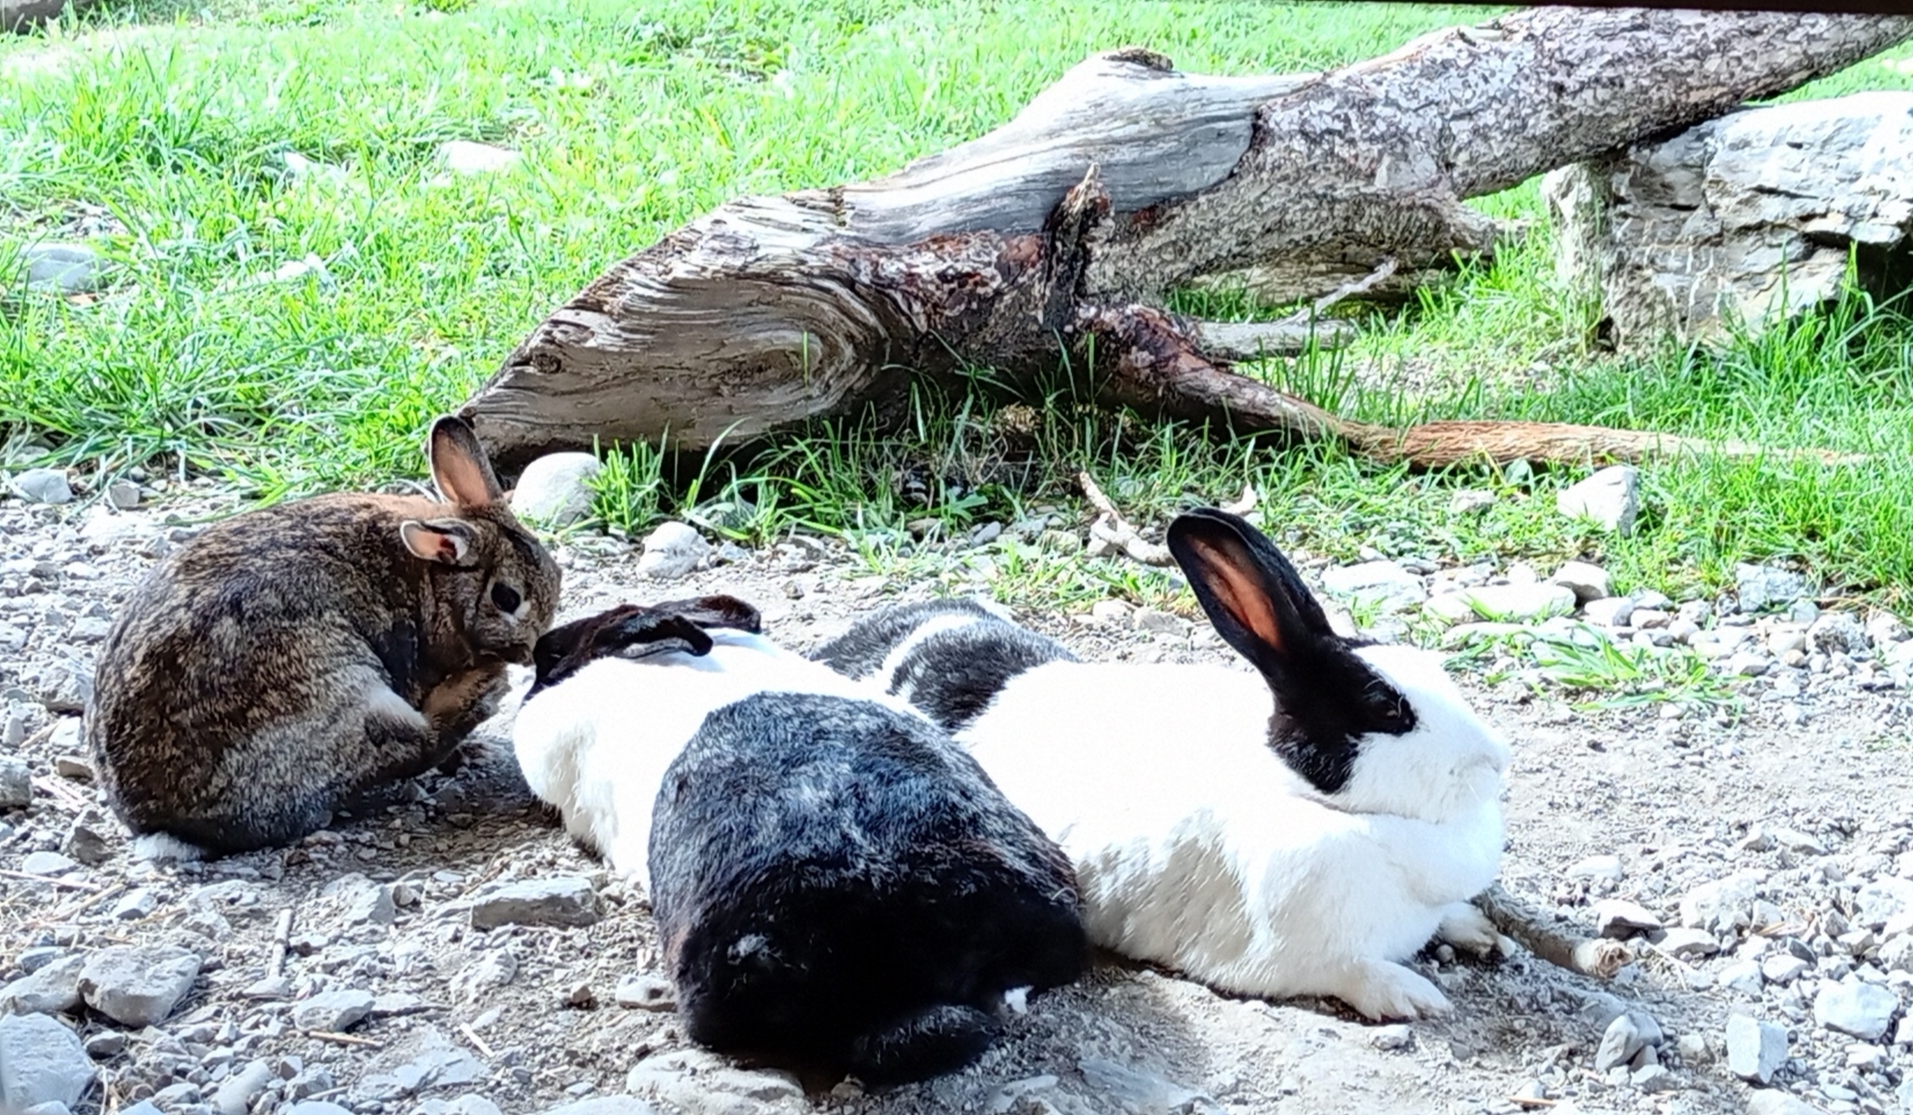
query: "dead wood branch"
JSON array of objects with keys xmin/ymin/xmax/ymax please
[
  {"xmin": 462, "ymin": 9, "xmax": 1912, "ymax": 473},
  {"xmin": 1477, "ymin": 884, "xmax": 1632, "ymax": 980}
]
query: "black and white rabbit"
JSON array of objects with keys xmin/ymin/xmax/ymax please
[
  {"xmin": 810, "ymin": 508, "xmax": 1511, "ymax": 1021},
  {"xmin": 511, "ymin": 596, "xmax": 1089, "ymax": 1084}
]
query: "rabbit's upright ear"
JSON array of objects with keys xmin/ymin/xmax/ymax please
[
  {"xmin": 653, "ymin": 594, "xmax": 763, "ymax": 634},
  {"xmin": 1165, "ymin": 508, "xmax": 1336, "ymax": 678},
  {"xmin": 400, "ymin": 519, "xmax": 480, "ymax": 567},
  {"xmin": 426, "ymin": 415, "xmax": 505, "ymax": 509}
]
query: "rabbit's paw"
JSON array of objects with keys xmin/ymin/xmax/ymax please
[
  {"xmin": 1436, "ymin": 900, "xmax": 1501, "ymax": 957},
  {"xmin": 1333, "ymin": 959, "xmax": 1453, "ymax": 1021}
]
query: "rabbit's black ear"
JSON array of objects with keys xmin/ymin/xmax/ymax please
[
  {"xmin": 1167, "ymin": 508, "xmax": 1416, "ymax": 793},
  {"xmin": 594, "ymin": 611, "xmax": 716, "ymax": 660},
  {"xmin": 653, "ymin": 594, "xmax": 763, "ymax": 634},
  {"xmin": 1165, "ymin": 508, "xmax": 1337, "ymax": 675}
]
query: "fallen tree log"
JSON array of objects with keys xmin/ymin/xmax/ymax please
[{"xmin": 462, "ymin": 8, "xmax": 1913, "ymax": 474}]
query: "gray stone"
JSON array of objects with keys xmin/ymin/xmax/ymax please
[
  {"xmin": 15, "ymin": 948, "xmax": 63, "ymax": 975},
  {"xmin": 1630, "ymin": 1064, "xmax": 1677, "ymax": 1093},
  {"xmin": 1725, "ymin": 1013, "xmax": 1789, "ymax": 1084},
  {"xmin": 1448, "ymin": 489, "xmax": 1495, "ymax": 515},
  {"xmin": 0, "ymin": 955, "xmax": 84, "ymax": 1016},
  {"xmin": 1726, "ymin": 651, "xmax": 1774, "ymax": 677},
  {"xmin": 1737, "ymin": 563, "xmax": 1810, "ymax": 614},
  {"xmin": 1546, "ymin": 91, "xmax": 1913, "ymax": 350},
  {"xmin": 77, "ymin": 944, "xmax": 200, "ymax": 1027},
  {"xmin": 0, "ymin": 1013, "xmax": 93, "ymax": 1109},
  {"xmin": 321, "ymin": 873, "xmax": 395, "ymax": 926},
  {"xmin": 1658, "ymin": 927, "xmax": 1720, "ymax": 959},
  {"xmin": 290, "ymin": 990, "xmax": 374, "ymax": 1032},
  {"xmin": 1132, "ymin": 608, "xmax": 1185, "ymax": 636},
  {"xmin": 530, "ymin": 1099, "xmax": 662, "ymax": 1115},
  {"xmin": 9, "ymin": 470, "xmax": 72, "ymax": 506},
  {"xmin": 1746, "ymin": 1094, "xmax": 1827, "ymax": 1115},
  {"xmin": 1565, "ymin": 854, "xmax": 1623, "ymax": 882},
  {"xmin": 20, "ymin": 852, "xmax": 77, "ymax": 876},
  {"xmin": 105, "ymin": 480, "xmax": 140, "ymax": 510},
  {"xmin": 1808, "ymin": 611, "xmax": 1869, "ymax": 655},
  {"xmin": 1426, "ymin": 583, "xmax": 1577, "ymax": 624},
  {"xmin": 1856, "ymin": 877, "xmax": 1913, "ymax": 929},
  {"xmin": 440, "ymin": 140, "xmax": 520, "ymax": 175},
  {"xmin": 25, "ymin": 1101, "xmax": 73, "ymax": 1115},
  {"xmin": 1879, "ymin": 933, "xmax": 1913, "ymax": 973},
  {"xmin": 613, "ymin": 974, "xmax": 676, "ymax": 1012},
  {"xmin": 1761, "ymin": 953, "xmax": 1810, "ymax": 984},
  {"xmin": 1721, "ymin": 960, "xmax": 1759, "ymax": 994},
  {"xmin": 1556, "ymin": 466, "xmax": 1639, "ymax": 535},
  {"xmin": 509, "ymin": 453, "xmax": 603, "ymax": 528},
  {"xmin": 1591, "ymin": 899, "xmax": 1662, "ymax": 937},
  {"xmin": 210, "ymin": 1059, "xmax": 273, "ymax": 1115},
  {"xmin": 22, "ymin": 244, "xmax": 108, "ymax": 295},
  {"xmin": 1320, "ymin": 561, "xmax": 1426, "ymax": 614},
  {"xmin": 285, "ymin": 1104, "xmax": 354, "ymax": 1115},
  {"xmin": 1369, "ymin": 1024, "xmax": 1414, "ymax": 1051},
  {"xmin": 1594, "ymin": 1011, "xmax": 1657, "ymax": 1072},
  {"xmin": 1813, "ymin": 978, "xmax": 1898, "ymax": 1039},
  {"xmin": 636, "ymin": 522, "xmax": 711, "ymax": 581},
  {"xmin": 626, "ymin": 1048, "xmax": 802, "ymax": 1114},
  {"xmin": 81, "ymin": 1032, "xmax": 122, "ymax": 1058},
  {"xmin": 0, "ymin": 757, "xmax": 30, "ymax": 809},
  {"xmin": 469, "ymin": 877, "xmax": 601, "ymax": 929},
  {"xmin": 1079, "ymin": 1056, "xmax": 1211, "ymax": 1112},
  {"xmin": 110, "ymin": 888, "xmax": 157, "ymax": 921},
  {"xmin": 1680, "ymin": 871, "xmax": 1761, "ymax": 932},
  {"xmin": 1550, "ymin": 561, "xmax": 1613, "ymax": 603}
]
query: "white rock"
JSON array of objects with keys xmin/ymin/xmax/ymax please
[
  {"xmin": 1556, "ymin": 466, "xmax": 1639, "ymax": 535},
  {"xmin": 0, "ymin": 758, "xmax": 30, "ymax": 809},
  {"xmin": 1090, "ymin": 600, "xmax": 1132, "ymax": 624},
  {"xmin": 1550, "ymin": 561, "xmax": 1612, "ymax": 603},
  {"xmin": 78, "ymin": 945, "xmax": 200, "ymax": 1027},
  {"xmin": 0, "ymin": 955, "xmax": 84, "ymax": 1015},
  {"xmin": 613, "ymin": 975, "xmax": 676, "ymax": 1012},
  {"xmin": 509, "ymin": 453, "xmax": 603, "ymax": 528},
  {"xmin": 211, "ymin": 1060, "xmax": 274, "ymax": 1115},
  {"xmin": 1760, "ymin": 953, "xmax": 1810, "ymax": 984},
  {"xmin": 1680, "ymin": 871, "xmax": 1761, "ymax": 932},
  {"xmin": 0, "ymin": 1013, "xmax": 92, "ymax": 1109},
  {"xmin": 22, "ymin": 243, "xmax": 108, "ymax": 295},
  {"xmin": 1725, "ymin": 1013, "xmax": 1788, "ymax": 1084},
  {"xmin": 1808, "ymin": 611, "xmax": 1869, "ymax": 654},
  {"xmin": 1426, "ymin": 583, "xmax": 1577, "ymax": 624},
  {"xmin": 440, "ymin": 140, "xmax": 521, "ymax": 175},
  {"xmin": 626, "ymin": 1048, "xmax": 801, "ymax": 1114},
  {"xmin": 1736, "ymin": 563, "xmax": 1810, "ymax": 614},
  {"xmin": 1591, "ymin": 899, "xmax": 1662, "ymax": 937},
  {"xmin": 1857, "ymin": 878, "xmax": 1913, "ymax": 929},
  {"xmin": 1566, "ymin": 854, "xmax": 1624, "ymax": 882},
  {"xmin": 636, "ymin": 522, "xmax": 712, "ymax": 581},
  {"xmin": 1320, "ymin": 561, "xmax": 1426, "ymax": 614},
  {"xmin": 1658, "ymin": 927, "xmax": 1720, "ymax": 959},
  {"xmin": 1813, "ymin": 977, "xmax": 1899, "ymax": 1040},
  {"xmin": 469, "ymin": 876, "xmax": 601, "ymax": 929},
  {"xmin": 290, "ymin": 990, "xmax": 374, "ymax": 1032},
  {"xmin": 1582, "ymin": 597, "xmax": 1636, "ymax": 629},
  {"xmin": 1879, "ymin": 933, "xmax": 1913, "ymax": 973},
  {"xmin": 1746, "ymin": 1094, "xmax": 1823, "ymax": 1115},
  {"xmin": 1718, "ymin": 960, "xmax": 1764, "ymax": 995},
  {"xmin": 1594, "ymin": 1012, "xmax": 1656, "ymax": 1072},
  {"xmin": 8, "ymin": 469, "xmax": 72, "ymax": 506}
]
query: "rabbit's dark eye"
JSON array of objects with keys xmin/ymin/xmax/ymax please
[{"xmin": 491, "ymin": 582, "xmax": 522, "ymax": 613}]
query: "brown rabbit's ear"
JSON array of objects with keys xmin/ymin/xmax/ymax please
[
  {"xmin": 400, "ymin": 519, "xmax": 480, "ymax": 567},
  {"xmin": 427, "ymin": 415, "xmax": 505, "ymax": 509}
]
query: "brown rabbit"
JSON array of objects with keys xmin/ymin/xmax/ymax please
[{"xmin": 85, "ymin": 415, "xmax": 561, "ymax": 859}]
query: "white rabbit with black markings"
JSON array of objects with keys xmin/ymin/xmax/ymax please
[
  {"xmin": 809, "ymin": 507, "xmax": 1511, "ymax": 1021},
  {"xmin": 510, "ymin": 594, "xmax": 1088, "ymax": 1085}
]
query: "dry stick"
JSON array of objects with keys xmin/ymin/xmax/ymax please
[
  {"xmin": 459, "ymin": 1021, "xmax": 499, "ymax": 1060},
  {"xmin": 31, "ymin": 774, "xmax": 93, "ymax": 813},
  {"xmin": 1077, "ymin": 471, "xmax": 1173, "ymax": 566},
  {"xmin": 34, "ymin": 882, "xmax": 128, "ymax": 928},
  {"xmin": 0, "ymin": 868, "xmax": 102, "ymax": 892},
  {"xmin": 305, "ymin": 1029, "xmax": 381, "ymax": 1049},
  {"xmin": 1476, "ymin": 883, "xmax": 1632, "ymax": 979},
  {"xmin": 267, "ymin": 908, "xmax": 294, "ymax": 980},
  {"xmin": 1277, "ymin": 256, "xmax": 1401, "ymax": 327}
]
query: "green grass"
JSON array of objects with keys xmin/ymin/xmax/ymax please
[{"xmin": 5, "ymin": 0, "xmax": 1913, "ymax": 622}]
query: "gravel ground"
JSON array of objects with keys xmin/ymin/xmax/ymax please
[{"xmin": 2, "ymin": 483, "xmax": 1911, "ymax": 1115}]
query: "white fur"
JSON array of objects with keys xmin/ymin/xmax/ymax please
[
  {"xmin": 956, "ymin": 648, "xmax": 1510, "ymax": 1021},
  {"xmin": 132, "ymin": 831, "xmax": 206, "ymax": 863},
  {"xmin": 511, "ymin": 630, "xmax": 913, "ymax": 891}
]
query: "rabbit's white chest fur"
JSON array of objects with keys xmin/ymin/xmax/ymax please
[
  {"xmin": 961, "ymin": 659, "xmax": 1506, "ymax": 1017},
  {"xmin": 512, "ymin": 633, "xmax": 908, "ymax": 892}
]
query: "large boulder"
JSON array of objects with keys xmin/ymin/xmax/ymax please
[{"xmin": 1546, "ymin": 90, "xmax": 1913, "ymax": 351}]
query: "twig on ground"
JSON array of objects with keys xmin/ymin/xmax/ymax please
[
  {"xmin": 268, "ymin": 908, "xmax": 293, "ymax": 979},
  {"xmin": 0, "ymin": 868, "xmax": 103, "ymax": 892},
  {"xmin": 1282, "ymin": 256, "xmax": 1400, "ymax": 324},
  {"xmin": 31, "ymin": 882, "xmax": 127, "ymax": 928},
  {"xmin": 1078, "ymin": 471, "xmax": 1173, "ymax": 566},
  {"xmin": 460, "ymin": 1021, "xmax": 499, "ymax": 1060},
  {"xmin": 1476, "ymin": 883, "xmax": 1631, "ymax": 979},
  {"xmin": 305, "ymin": 1029, "xmax": 381, "ymax": 1048},
  {"xmin": 30, "ymin": 774, "xmax": 93, "ymax": 814}
]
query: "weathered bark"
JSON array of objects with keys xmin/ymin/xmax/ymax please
[{"xmin": 463, "ymin": 8, "xmax": 1913, "ymax": 473}]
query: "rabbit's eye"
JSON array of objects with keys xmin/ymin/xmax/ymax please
[{"xmin": 491, "ymin": 582, "xmax": 522, "ymax": 613}]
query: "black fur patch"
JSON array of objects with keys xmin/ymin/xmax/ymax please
[
  {"xmin": 527, "ymin": 605, "xmax": 714, "ymax": 700},
  {"xmin": 808, "ymin": 598, "xmax": 1003, "ymax": 679},
  {"xmin": 887, "ymin": 623, "xmax": 1078, "ymax": 732},
  {"xmin": 648, "ymin": 691, "xmax": 1087, "ymax": 1084}
]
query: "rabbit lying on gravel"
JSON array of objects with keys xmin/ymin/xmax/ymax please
[
  {"xmin": 86, "ymin": 415, "xmax": 560, "ymax": 860},
  {"xmin": 513, "ymin": 594, "xmax": 1088, "ymax": 1084},
  {"xmin": 813, "ymin": 507, "xmax": 1512, "ymax": 1021}
]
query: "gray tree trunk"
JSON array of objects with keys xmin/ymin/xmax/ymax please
[{"xmin": 462, "ymin": 8, "xmax": 1913, "ymax": 474}]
